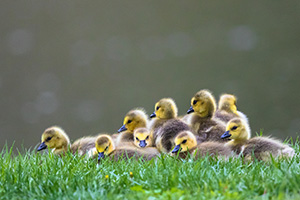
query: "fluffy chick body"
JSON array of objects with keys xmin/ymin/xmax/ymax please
[
  {"xmin": 149, "ymin": 98, "xmax": 193, "ymax": 153},
  {"xmin": 171, "ymin": 131, "xmax": 233, "ymax": 159},
  {"xmin": 187, "ymin": 90, "xmax": 228, "ymax": 143},
  {"xmin": 221, "ymin": 118, "xmax": 294, "ymax": 161},
  {"xmin": 96, "ymin": 135, "xmax": 159, "ymax": 162},
  {"xmin": 148, "ymin": 98, "xmax": 178, "ymax": 137},
  {"xmin": 156, "ymin": 119, "xmax": 191, "ymax": 153},
  {"xmin": 214, "ymin": 94, "xmax": 249, "ymax": 124}
]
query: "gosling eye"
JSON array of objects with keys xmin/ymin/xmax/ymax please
[
  {"xmin": 182, "ymin": 140, "xmax": 187, "ymax": 144},
  {"xmin": 105, "ymin": 146, "xmax": 109, "ymax": 151},
  {"xmin": 46, "ymin": 137, "xmax": 52, "ymax": 142},
  {"xmin": 201, "ymin": 102, "xmax": 204, "ymax": 105},
  {"xmin": 231, "ymin": 126, "xmax": 238, "ymax": 131},
  {"xmin": 145, "ymin": 136, "xmax": 149, "ymax": 140},
  {"xmin": 136, "ymin": 137, "xmax": 139, "ymax": 141},
  {"xmin": 193, "ymin": 100, "xmax": 197, "ymax": 105},
  {"xmin": 156, "ymin": 106, "xmax": 160, "ymax": 111},
  {"xmin": 127, "ymin": 120, "xmax": 132, "ymax": 124}
]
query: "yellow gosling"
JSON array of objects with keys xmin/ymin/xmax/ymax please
[
  {"xmin": 37, "ymin": 126, "xmax": 70, "ymax": 155},
  {"xmin": 187, "ymin": 89, "xmax": 228, "ymax": 143},
  {"xmin": 133, "ymin": 128, "xmax": 154, "ymax": 148},
  {"xmin": 96, "ymin": 134, "xmax": 159, "ymax": 162},
  {"xmin": 149, "ymin": 98, "xmax": 192, "ymax": 153},
  {"xmin": 148, "ymin": 98, "xmax": 178, "ymax": 132},
  {"xmin": 171, "ymin": 131, "xmax": 233, "ymax": 159},
  {"xmin": 214, "ymin": 94, "xmax": 249, "ymax": 124},
  {"xmin": 116, "ymin": 108, "xmax": 148, "ymax": 146},
  {"xmin": 221, "ymin": 118, "xmax": 295, "ymax": 161}
]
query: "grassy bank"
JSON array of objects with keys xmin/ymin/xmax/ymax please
[{"xmin": 0, "ymin": 142, "xmax": 300, "ymax": 200}]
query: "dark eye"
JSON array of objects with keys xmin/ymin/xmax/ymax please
[
  {"xmin": 201, "ymin": 102, "xmax": 204, "ymax": 105},
  {"xmin": 46, "ymin": 137, "xmax": 52, "ymax": 142},
  {"xmin": 145, "ymin": 136, "xmax": 149, "ymax": 140},
  {"xmin": 193, "ymin": 100, "xmax": 197, "ymax": 105},
  {"xmin": 182, "ymin": 140, "xmax": 187, "ymax": 144},
  {"xmin": 136, "ymin": 137, "xmax": 139, "ymax": 141},
  {"xmin": 127, "ymin": 120, "xmax": 132, "ymax": 124},
  {"xmin": 156, "ymin": 106, "xmax": 160, "ymax": 111},
  {"xmin": 231, "ymin": 126, "xmax": 238, "ymax": 131},
  {"xmin": 105, "ymin": 146, "xmax": 109, "ymax": 151}
]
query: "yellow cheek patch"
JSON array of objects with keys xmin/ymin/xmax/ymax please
[
  {"xmin": 123, "ymin": 116, "xmax": 130, "ymax": 125},
  {"xmin": 190, "ymin": 98, "xmax": 195, "ymax": 106},
  {"xmin": 174, "ymin": 138, "xmax": 182, "ymax": 146},
  {"xmin": 96, "ymin": 144, "xmax": 107, "ymax": 153}
]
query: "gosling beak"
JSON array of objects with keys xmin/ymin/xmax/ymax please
[
  {"xmin": 139, "ymin": 140, "xmax": 147, "ymax": 148},
  {"xmin": 118, "ymin": 125, "xmax": 127, "ymax": 133},
  {"xmin": 221, "ymin": 131, "xmax": 231, "ymax": 139},
  {"xmin": 150, "ymin": 112, "xmax": 156, "ymax": 118},
  {"xmin": 37, "ymin": 142, "xmax": 47, "ymax": 151},
  {"xmin": 98, "ymin": 152, "xmax": 105, "ymax": 161},
  {"xmin": 187, "ymin": 106, "xmax": 194, "ymax": 114},
  {"xmin": 172, "ymin": 144, "xmax": 181, "ymax": 154}
]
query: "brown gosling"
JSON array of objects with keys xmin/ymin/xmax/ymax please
[
  {"xmin": 221, "ymin": 118, "xmax": 295, "ymax": 161},
  {"xmin": 187, "ymin": 89, "xmax": 228, "ymax": 143},
  {"xmin": 170, "ymin": 131, "xmax": 233, "ymax": 159}
]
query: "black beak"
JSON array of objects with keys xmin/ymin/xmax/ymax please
[
  {"xmin": 118, "ymin": 125, "xmax": 127, "ymax": 133},
  {"xmin": 221, "ymin": 131, "xmax": 231, "ymax": 139},
  {"xmin": 172, "ymin": 145, "xmax": 181, "ymax": 154},
  {"xmin": 187, "ymin": 106, "xmax": 194, "ymax": 114},
  {"xmin": 37, "ymin": 142, "xmax": 47, "ymax": 151},
  {"xmin": 150, "ymin": 112, "xmax": 156, "ymax": 118},
  {"xmin": 139, "ymin": 140, "xmax": 147, "ymax": 148},
  {"xmin": 98, "ymin": 152, "xmax": 105, "ymax": 161}
]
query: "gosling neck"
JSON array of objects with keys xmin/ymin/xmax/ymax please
[
  {"xmin": 229, "ymin": 138, "xmax": 248, "ymax": 146},
  {"xmin": 53, "ymin": 144, "xmax": 69, "ymax": 155}
]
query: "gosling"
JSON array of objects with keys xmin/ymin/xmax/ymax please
[
  {"xmin": 214, "ymin": 94, "xmax": 249, "ymax": 124},
  {"xmin": 149, "ymin": 98, "xmax": 192, "ymax": 153},
  {"xmin": 116, "ymin": 108, "xmax": 148, "ymax": 146},
  {"xmin": 37, "ymin": 126, "xmax": 70, "ymax": 155},
  {"xmin": 96, "ymin": 135, "xmax": 159, "ymax": 162},
  {"xmin": 170, "ymin": 131, "xmax": 233, "ymax": 159},
  {"xmin": 187, "ymin": 89, "xmax": 228, "ymax": 143},
  {"xmin": 221, "ymin": 118, "xmax": 295, "ymax": 161}
]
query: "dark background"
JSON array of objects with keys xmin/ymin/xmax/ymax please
[{"xmin": 1, "ymin": 1, "xmax": 299, "ymax": 150}]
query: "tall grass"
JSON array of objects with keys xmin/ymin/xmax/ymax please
[{"xmin": 0, "ymin": 141, "xmax": 300, "ymax": 200}]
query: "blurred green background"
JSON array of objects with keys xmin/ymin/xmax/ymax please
[{"xmin": 1, "ymin": 1, "xmax": 299, "ymax": 150}]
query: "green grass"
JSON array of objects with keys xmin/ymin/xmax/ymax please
[{"xmin": 1, "ymin": 142, "xmax": 300, "ymax": 200}]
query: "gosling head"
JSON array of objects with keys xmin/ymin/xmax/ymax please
[
  {"xmin": 118, "ymin": 109, "xmax": 148, "ymax": 133},
  {"xmin": 133, "ymin": 128, "xmax": 153, "ymax": 148},
  {"xmin": 187, "ymin": 90, "xmax": 216, "ymax": 118},
  {"xmin": 150, "ymin": 98, "xmax": 178, "ymax": 119},
  {"xmin": 221, "ymin": 118, "xmax": 251, "ymax": 141},
  {"xmin": 171, "ymin": 131, "xmax": 197, "ymax": 154},
  {"xmin": 218, "ymin": 94, "xmax": 238, "ymax": 114},
  {"xmin": 37, "ymin": 126, "xmax": 70, "ymax": 153},
  {"xmin": 95, "ymin": 135, "xmax": 115, "ymax": 161}
]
